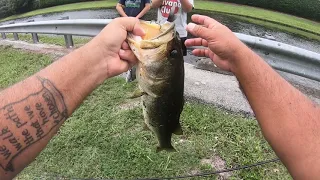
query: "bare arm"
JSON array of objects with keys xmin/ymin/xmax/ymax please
[
  {"xmin": 136, "ymin": 3, "xmax": 151, "ymax": 19},
  {"xmin": 233, "ymin": 47, "xmax": 320, "ymax": 179},
  {"xmin": 116, "ymin": 3, "xmax": 128, "ymax": 17},
  {"xmin": 180, "ymin": 0, "xmax": 193, "ymax": 12},
  {"xmin": 151, "ymin": 0, "xmax": 163, "ymax": 8},
  {"xmin": 185, "ymin": 14, "xmax": 320, "ymax": 179},
  {"xmin": 0, "ymin": 17, "xmax": 144, "ymax": 180}
]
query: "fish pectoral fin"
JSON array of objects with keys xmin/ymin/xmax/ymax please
[
  {"xmin": 173, "ymin": 124, "xmax": 183, "ymax": 135},
  {"xmin": 128, "ymin": 88, "xmax": 146, "ymax": 99},
  {"xmin": 156, "ymin": 146, "xmax": 176, "ymax": 153}
]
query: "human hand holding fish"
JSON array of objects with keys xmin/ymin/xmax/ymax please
[
  {"xmin": 185, "ymin": 14, "xmax": 250, "ymax": 72},
  {"xmin": 91, "ymin": 17, "xmax": 145, "ymax": 78}
]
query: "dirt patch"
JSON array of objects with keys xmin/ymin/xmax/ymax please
[
  {"xmin": 188, "ymin": 169, "xmax": 201, "ymax": 176},
  {"xmin": 201, "ymin": 156, "xmax": 232, "ymax": 180},
  {"xmin": 0, "ymin": 39, "xmax": 73, "ymax": 61},
  {"xmin": 174, "ymin": 138, "xmax": 192, "ymax": 145}
]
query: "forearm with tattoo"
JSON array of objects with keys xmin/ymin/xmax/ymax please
[
  {"xmin": 0, "ymin": 38, "xmax": 109, "ymax": 179},
  {"xmin": 0, "ymin": 77, "xmax": 67, "ymax": 172}
]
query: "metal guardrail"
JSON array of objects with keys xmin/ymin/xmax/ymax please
[
  {"xmin": 0, "ymin": 19, "xmax": 112, "ymax": 48},
  {"xmin": 0, "ymin": 19, "xmax": 319, "ymax": 82},
  {"xmin": 235, "ymin": 33, "xmax": 320, "ymax": 82}
]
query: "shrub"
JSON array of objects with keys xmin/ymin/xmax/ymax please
[
  {"xmin": 0, "ymin": 0, "xmax": 13, "ymax": 19},
  {"xmin": 0, "ymin": 0, "xmax": 97, "ymax": 19},
  {"xmin": 9, "ymin": 0, "xmax": 35, "ymax": 13},
  {"xmin": 38, "ymin": 0, "xmax": 96, "ymax": 8}
]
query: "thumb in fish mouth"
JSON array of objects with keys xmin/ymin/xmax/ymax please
[
  {"xmin": 132, "ymin": 22, "xmax": 146, "ymax": 37},
  {"xmin": 116, "ymin": 17, "xmax": 146, "ymax": 37}
]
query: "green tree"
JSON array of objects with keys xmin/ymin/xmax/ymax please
[
  {"xmin": 0, "ymin": 0, "xmax": 13, "ymax": 19},
  {"xmin": 9, "ymin": 0, "xmax": 35, "ymax": 13}
]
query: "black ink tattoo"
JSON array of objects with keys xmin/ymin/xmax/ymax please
[
  {"xmin": 0, "ymin": 76, "xmax": 68, "ymax": 171},
  {"xmin": 0, "ymin": 127, "xmax": 22, "ymax": 152},
  {"xmin": 9, "ymin": 137, "xmax": 22, "ymax": 151},
  {"xmin": 24, "ymin": 106, "xmax": 34, "ymax": 120},
  {"xmin": 0, "ymin": 127, "xmax": 11, "ymax": 140},
  {"xmin": 36, "ymin": 103, "xmax": 49, "ymax": 126},
  {"xmin": 31, "ymin": 121, "xmax": 44, "ymax": 139},
  {"xmin": 0, "ymin": 145, "xmax": 11, "ymax": 160},
  {"xmin": 4, "ymin": 105, "xmax": 27, "ymax": 128},
  {"xmin": 22, "ymin": 129, "xmax": 34, "ymax": 146}
]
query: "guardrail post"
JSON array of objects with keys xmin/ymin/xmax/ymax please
[
  {"xmin": 9, "ymin": 22, "xmax": 19, "ymax": 40},
  {"xmin": 64, "ymin": 34, "xmax": 74, "ymax": 48},
  {"xmin": 59, "ymin": 16, "xmax": 74, "ymax": 48},
  {"xmin": 0, "ymin": 23, "xmax": 6, "ymax": 39},
  {"xmin": 13, "ymin": 33, "xmax": 19, "ymax": 40},
  {"xmin": 1, "ymin": 33, "xmax": 6, "ymax": 39},
  {"xmin": 27, "ymin": 20, "xmax": 39, "ymax": 44},
  {"xmin": 32, "ymin": 33, "xmax": 39, "ymax": 43}
]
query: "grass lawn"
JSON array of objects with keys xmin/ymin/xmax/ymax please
[
  {"xmin": 5, "ymin": 33, "xmax": 92, "ymax": 47},
  {"xmin": 0, "ymin": 0, "xmax": 119, "ymax": 22},
  {"xmin": 194, "ymin": 1, "xmax": 320, "ymax": 36},
  {"xmin": 0, "ymin": 0, "xmax": 319, "ymax": 37},
  {"xmin": 228, "ymin": 15, "xmax": 320, "ymax": 42},
  {"xmin": 0, "ymin": 45, "xmax": 291, "ymax": 179}
]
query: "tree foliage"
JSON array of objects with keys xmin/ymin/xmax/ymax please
[
  {"xmin": 38, "ymin": 0, "xmax": 94, "ymax": 8},
  {"xmin": 0, "ymin": 0, "xmax": 12, "ymax": 19},
  {"xmin": 0, "ymin": 0, "xmax": 36, "ymax": 19},
  {"xmin": 10, "ymin": 0, "xmax": 35, "ymax": 13},
  {"xmin": 0, "ymin": 0, "xmax": 319, "ymax": 22}
]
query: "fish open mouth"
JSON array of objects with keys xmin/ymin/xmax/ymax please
[
  {"xmin": 140, "ymin": 21, "xmax": 163, "ymax": 40},
  {"xmin": 127, "ymin": 21, "xmax": 175, "ymax": 49}
]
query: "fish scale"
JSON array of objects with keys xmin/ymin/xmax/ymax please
[{"xmin": 127, "ymin": 19, "xmax": 184, "ymax": 152}]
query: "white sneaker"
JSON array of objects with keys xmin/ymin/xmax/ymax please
[{"xmin": 126, "ymin": 69, "xmax": 133, "ymax": 82}]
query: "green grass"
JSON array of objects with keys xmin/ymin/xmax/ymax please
[
  {"xmin": 0, "ymin": 0, "xmax": 118, "ymax": 22},
  {"xmin": 0, "ymin": 46, "xmax": 52, "ymax": 89},
  {"xmin": 1, "ymin": 0, "xmax": 319, "ymax": 36},
  {"xmin": 228, "ymin": 15, "xmax": 320, "ymax": 41},
  {"xmin": 190, "ymin": 9, "xmax": 320, "ymax": 41},
  {"xmin": 194, "ymin": 1, "xmax": 320, "ymax": 35},
  {"xmin": 0, "ymin": 45, "xmax": 291, "ymax": 179},
  {"xmin": 6, "ymin": 33, "xmax": 91, "ymax": 47}
]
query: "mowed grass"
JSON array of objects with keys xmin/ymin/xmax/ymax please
[
  {"xmin": 228, "ymin": 15, "xmax": 320, "ymax": 41},
  {"xmin": 1, "ymin": 0, "xmax": 319, "ymax": 37},
  {"xmin": 0, "ymin": 45, "xmax": 291, "ymax": 179},
  {"xmin": 0, "ymin": 0, "xmax": 118, "ymax": 22},
  {"xmin": 0, "ymin": 46, "xmax": 52, "ymax": 88},
  {"xmin": 194, "ymin": 1, "xmax": 320, "ymax": 35},
  {"xmin": 5, "ymin": 33, "xmax": 91, "ymax": 47}
]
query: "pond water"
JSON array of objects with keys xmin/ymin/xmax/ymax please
[{"xmin": 1, "ymin": 8, "xmax": 319, "ymax": 53}]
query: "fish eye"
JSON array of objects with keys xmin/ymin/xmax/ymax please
[{"xmin": 170, "ymin": 49, "xmax": 178, "ymax": 58}]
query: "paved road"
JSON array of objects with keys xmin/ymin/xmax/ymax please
[
  {"xmin": 184, "ymin": 50, "xmax": 320, "ymax": 114},
  {"xmin": 0, "ymin": 39, "xmax": 319, "ymax": 116}
]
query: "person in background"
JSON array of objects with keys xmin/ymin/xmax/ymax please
[
  {"xmin": 116, "ymin": 0, "xmax": 151, "ymax": 19},
  {"xmin": 116, "ymin": 0, "xmax": 151, "ymax": 82},
  {"xmin": 0, "ymin": 15, "xmax": 320, "ymax": 180},
  {"xmin": 151, "ymin": 0, "xmax": 194, "ymax": 56}
]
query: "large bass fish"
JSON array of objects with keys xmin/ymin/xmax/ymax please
[{"xmin": 127, "ymin": 20, "xmax": 185, "ymax": 152}]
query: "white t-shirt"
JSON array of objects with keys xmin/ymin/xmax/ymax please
[{"xmin": 156, "ymin": 0, "xmax": 194, "ymax": 38}]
